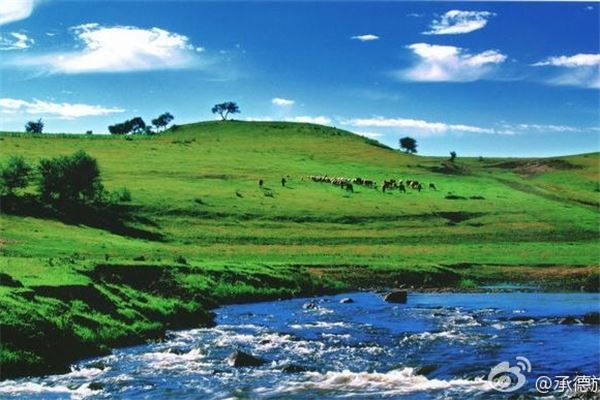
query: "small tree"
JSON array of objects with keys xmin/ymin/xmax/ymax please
[
  {"xmin": 38, "ymin": 150, "xmax": 103, "ymax": 204},
  {"xmin": 151, "ymin": 112, "xmax": 174, "ymax": 132},
  {"xmin": 129, "ymin": 117, "xmax": 146, "ymax": 134},
  {"xmin": 25, "ymin": 119, "xmax": 44, "ymax": 134},
  {"xmin": 0, "ymin": 156, "xmax": 32, "ymax": 195},
  {"xmin": 399, "ymin": 137, "xmax": 417, "ymax": 154},
  {"xmin": 108, "ymin": 121, "xmax": 132, "ymax": 135},
  {"xmin": 212, "ymin": 102, "xmax": 240, "ymax": 120},
  {"xmin": 449, "ymin": 151, "xmax": 457, "ymax": 162}
]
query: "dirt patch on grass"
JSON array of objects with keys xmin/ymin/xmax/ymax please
[
  {"xmin": 435, "ymin": 211, "xmax": 484, "ymax": 223},
  {"xmin": 487, "ymin": 159, "xmax": 582, "ymax": 176}
]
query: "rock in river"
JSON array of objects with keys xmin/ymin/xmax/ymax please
[
  {"xmin": 583, "ymin": 312, "xmax": 600, "ymax": 325},
  {"xmin": 340, "ymin": 297, "xmax": 354, "ymax": 304},
  {"xmin": 281, "ymin": 364, "xmax": 309, "ymax": 373},
  {"xmin": 384, "ymin": 290, "xmax": 408, "ymax": 304},
  {"xmin": 226, "ymin": 350, "xmax": 265, "ymax": 367}
]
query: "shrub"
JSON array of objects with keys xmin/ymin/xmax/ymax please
[
  {"xmin": 25, "ymin": 119, "xmax": 44, "ymax": 134},
  {"xmin": 0, "ymin": 156, "xmax": 32, "ymax": 195},
  {"xmin": 174, "ymin": 255, "xmax": 188, "ymax": 265},
  {"xmin": 38, "ymin": 150, "xmax": 103, "ymax": 204},
  {"xmin": 110, "ymin": 187, "xmax": 132, "ymax": 203}
]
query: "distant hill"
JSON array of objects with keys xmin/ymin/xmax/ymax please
[{"xmin": 0, "ymin": 120, "xmax": 598, "ymax": 377}]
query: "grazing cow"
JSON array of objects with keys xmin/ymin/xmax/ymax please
[
  {"xmin": 345, "ymin": 183, "xmax": 354, "ymax": 192},
  {"xmin": 429, "ymin": 183, "xmax": 437, "ymax": 190},
  {"xmin": 281, "ymin": 177, "xmax": 286, "ymax": 187},
  {"xmin": 259, "ymin": 179, "xmax": 264, "ymax": 188},
  {"xmin": 398, "ymin": 183, "xmax": 406, "ymax": 193},
  {"xmin": 416, "ymin": 183, "xmax": 422, "ymax": 192}
]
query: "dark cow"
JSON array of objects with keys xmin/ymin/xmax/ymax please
[
  {"xmin": 259, "ymin": 179, "xmax": 264, "ymax": 188},
  {"xmin": 281, "ymin": 177, "xmax": 286, "ymax": 187},
  {"xmin": 398, "ymin": 183, "xmax": 406, "ymax": 193},
  {"xmin": 429, "ymin": 183, "xmax": 437, "ymax": 190}
]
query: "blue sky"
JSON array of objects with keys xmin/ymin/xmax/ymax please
[{"xmin": 0, "ymin": 1, "xmax": 598, "ymax": 156}]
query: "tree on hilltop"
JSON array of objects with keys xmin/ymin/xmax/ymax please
[
  {"xmin": 399, "ymin": 137, "xmax": 417, "ymax": 154},
  {"xmin": 212, "ymin": 102, "xmax": 240, "ymax": 121},
  {"xmin": 151, "ymin": 112, "xmax": 174, "ymax": 132}
]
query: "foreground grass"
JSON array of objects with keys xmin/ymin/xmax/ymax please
[{"xmin": 0, "ymin": 121, "xmax": 598, "ymax": 377}]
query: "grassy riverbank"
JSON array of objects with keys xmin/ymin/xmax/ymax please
[{"xmin": 1, "ymin": 121, "xmax": 598, "ymax": 378}]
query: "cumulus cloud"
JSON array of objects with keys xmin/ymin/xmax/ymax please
[
  {"xmin": 272, "ymin": 97, "xmax": 295, "ymax": 106},
  {"xmin": 351, "ymin": 34, "xmax": 379, "ymax": 42},
  {"xmin": 0, "ymin": 98, "xmax": 125, "ymax": 119},
  {"xmin": 401, "ymin": 43, "xmax": 506, "ymax": 82},
  {"xmin": 344, "ymin": 116, "xmax": 499, "ymax": 135},
  {"xmin": 0, "ymin": 0, "xmax": 35, "ymax": 26},
  {"xmin": 424, "ymin": 10, "xmax": 494, "ymax": 35},
  {"xmin": 15, "ymin": 23, "xmax": 203, "ymax": 74},
  {"xmin": 0, "ymin": 32, "xmax": 34, "ymax": 50},
  {"xmin": 532, "ymin": 53, "xmax": 600, "ymax": 89},
  {"xmin": 286, "ymin": 116, "xmax": 332, "ymax": 125}
]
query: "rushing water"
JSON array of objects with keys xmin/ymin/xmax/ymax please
[{"xmin": 1, "ymin": 292, "xmax": 599, "ymax": 399}]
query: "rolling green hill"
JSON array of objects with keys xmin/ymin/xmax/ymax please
[{"xmin": 1, "ymin": 121, "xmax": 599, "ymax": 377}]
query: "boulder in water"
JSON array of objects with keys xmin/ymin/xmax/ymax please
[
  {"xmin": 384, "ymin": 290, "xmax": 408, "ymax": 304},
  {"xmin": 281, "ymin": 364, "xmax": 309, "ymax": 373},
  {"xmin": 303, "ymin": 302, "xmax": 317, "ymax": 310},
  {"xmin": 340, "ymin": 297, "xmax": 354, "ymax": 304},
  {"xmin": 88, "ymin": 382, "xmax": 104, "ymax": 391},
  {"xmin": 415, "ymin": 364, "xmax": 438, "ymax": 377},
  {"xmin": 226, "ymin": 350, "xmax": 265, "ymax": 367},
  {"xmin": 583, "ymin": 312, "xmax": 600, "ymax": 325},
  {"xmin": 509, "ymin": 316, "xmax": 536, "ymax": 322},
  {"xmin": 559, "ymin": 316, "xmax": 581, "ymax": 325}
]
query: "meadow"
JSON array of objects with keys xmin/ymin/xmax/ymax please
[{"xmin": 0, "ymin": 121, "xmax": 598, "ymax": 377}]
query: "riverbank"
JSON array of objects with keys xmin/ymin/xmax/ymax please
[
  {"xmin": 1, "ymin": 261, "xmax": 597, "ymax": 380},
  {"xmin": 2, "ymin": 291, "xmax": 599, "ymax": 399}
]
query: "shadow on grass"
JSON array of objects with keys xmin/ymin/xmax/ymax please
[{"xmin": 0, "ymin": 194, "xmax": 163, "ymax": 241}]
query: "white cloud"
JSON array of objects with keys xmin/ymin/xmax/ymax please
[
  {"xmin": 0, "ymin": 0, "xmax": 34, "ymax": 26},
  {"xmin": 532, "ymin": 54, "xmax": 600, "ymax": 68},
  {"xmin": 512, "ymin": 123, "xmax": 587, "ymax": 133},
  {"xmin": 0, "ymin": 98, "xmax": 125, "ymax": 119},
  {"xmin": 401, "ymin": 43, "xmax": 506, "ymax": 82},
  {"xmin": 351, "ymin": 34, "xmax": 379, "ymax": 42},
  {"xmin": 344, "ymin": 116, "xmax": 498, "ymax": 135},
  {"xmin": 272, "ymin": 97, "xmax": 295, "ymax": 106},
  {"xmin": 243, "ymin": 116, "xmax": 274, "ymax": 122},
  {"xmin": 0, "ymin": 32, "xmax": 34, "ymax": 50},
  {"xmin": 424, "ymin": 10, "xmax": 494, "ymax": 35},
  {"xmin": 286, "ymin": 116, "xmax": 332, "ymax": 125},
  {"xmin": 532, "ymin": 53, "xmax": 600, "ymax": 89},
  {"xmin": 355, "ymin": 131, "xmax": 384, "ymax": 139},
  {"xmin": 16, "ymin": 23, "xmax": 203, "ymax": 74}
]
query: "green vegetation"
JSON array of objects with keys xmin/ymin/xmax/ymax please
[{"xmin": 0, "ymin": 120, "xmax": 598, "ymax": 378}]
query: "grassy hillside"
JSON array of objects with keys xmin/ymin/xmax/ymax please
[{"xmin": 1, "ymin": 121, "xmax": 599, "ymax": 377}]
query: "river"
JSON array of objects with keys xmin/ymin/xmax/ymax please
[{"xmin": 1, "ymin": 292, "xmax": 599, "ymax": 399}]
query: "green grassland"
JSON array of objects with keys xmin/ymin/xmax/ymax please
[{"xmin": 1, "ymin": 121, "xmax": 599, "ymax": 377}]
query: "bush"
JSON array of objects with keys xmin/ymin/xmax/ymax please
[
  {"xmin": 38, "ymin": 150, "xmax": 104, "ymax": 204},
  {"xmin": 110, "ymin": 187, "xmax": 132, "ymax": 203},
  {"xmin": 0, "ymin": 156, "xmax": 32, "ymax": 195}
]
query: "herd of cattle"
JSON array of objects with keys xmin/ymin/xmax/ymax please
[{"xmin": 307, "ymin": 175, "xmax": 436, "ymax": 193}]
